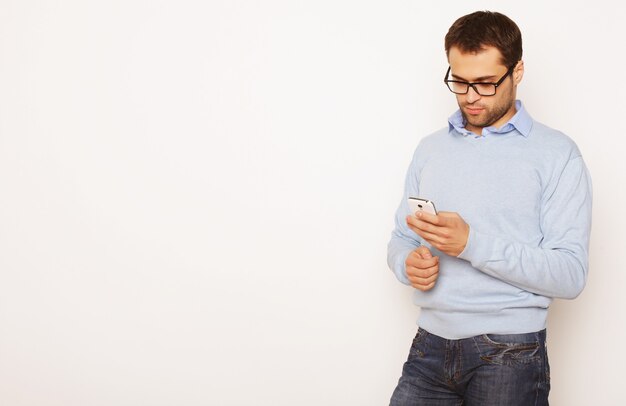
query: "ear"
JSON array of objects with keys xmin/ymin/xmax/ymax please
[{"xmin": 513, "ymin": 60, "xmax": 524, "ymax": 85}]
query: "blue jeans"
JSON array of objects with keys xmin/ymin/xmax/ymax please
[{"xmin": 390, "ymin": 328, "xmax": 550, "ymax": 405}]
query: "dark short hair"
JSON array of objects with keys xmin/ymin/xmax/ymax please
[{"xmin": 444, "ymin": 11, "xmax": 522, "ymax": 69}]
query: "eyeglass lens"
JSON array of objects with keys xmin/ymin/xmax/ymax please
[{"xmin": 448, "ymin": 82, "xmax": 496, "ymax": 96}]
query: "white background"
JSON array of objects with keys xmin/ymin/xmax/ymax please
[{"xmin": 1, "ymin": 0, "xmax": 624, "ymax": 405}]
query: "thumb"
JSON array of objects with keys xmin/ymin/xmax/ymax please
[{"xmin": 416, "ymin": 245, "xmax": 433, "ymax": 259}]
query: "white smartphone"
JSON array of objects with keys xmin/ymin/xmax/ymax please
[{"xmin": 408, "ymin": 197, "xmax": 438, "ymax": 216}]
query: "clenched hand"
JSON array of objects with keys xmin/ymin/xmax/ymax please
[{"xmin": 405, "ymin": 246, "xmax": 439, "ymax": 291}]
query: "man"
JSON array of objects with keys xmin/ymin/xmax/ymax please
[{"xmin": 387, "ymin": 11, "xmax": 592, "ymax": 405}]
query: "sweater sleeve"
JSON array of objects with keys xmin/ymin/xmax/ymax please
[
  {"xmin": 387, "ymin": 151, "xmax": 424, "ymax": 285},
  {"xmin": 457, "ymin": 156, "xmax": 592, "ymax": 299}
]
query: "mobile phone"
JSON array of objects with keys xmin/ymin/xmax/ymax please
[{"xmin": 408, "ymin": 197, "xmax": 438, "ymax": 216}]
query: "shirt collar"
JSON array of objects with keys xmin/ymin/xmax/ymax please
[{"xmin": 447, "ymin": 100, "xmax": 533, "ymax": 138}]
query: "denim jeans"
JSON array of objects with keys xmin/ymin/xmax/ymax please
[{"xmin": 390, "ymin": 328, "xmax": 550, "ymax": 405}]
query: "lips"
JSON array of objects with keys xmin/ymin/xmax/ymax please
[{"xmin": 465, "ymin": 106, "xmax": 484, "ymax": 115}]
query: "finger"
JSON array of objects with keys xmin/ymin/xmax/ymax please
[
  {"xmin": 407, "ymin": 254, "xmax": 439, "ymax": 268},
  {"xmin": 407, "ymin": 215, "xmax": 439, "ymax": 230},
  {"xmin": 414, "ymin": 229, "xmax": 447, "ymax": 246},
  {"xmin": 406, "ymin": 263, "xmax": 439, "ymax": 279},
  {"xmin": 407, "ymin": 217, "xmax": 445, "ymax": 241},
  {"xmin": 406, "ymin": 223, "xmax": 420, "ymax": 236},
  {"xmin": 408, "ymin": 270, "xmax": 439, "ymax": 286},
  {"xmin": 408, "ymin": 274, "xmax": 439, "ymax": 289},
  {"xmin": 406, "ymin": 255, "xmax": 439, "ymax": 270},
  {"xmin": 411, "ymin": 218, "xmax": 449, "ymax": 238},
  {"xmin": 412, "ymin": 280, "xmax": 437, "ymax": 292},
  {"xmin": 406, "ymin": 215, "xmax": 419, "ymax": 229},
  {"xmin": 416, "ymin": 211, "xmax": 441, "ymax": 225}
]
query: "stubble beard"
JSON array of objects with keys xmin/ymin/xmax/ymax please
[{"xmin": 461, "ymin": 93, "xmax": 516, "ymax": 130}]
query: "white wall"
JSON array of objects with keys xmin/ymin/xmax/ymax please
[{"xmin": 1, "ymin": 1, "xmax": 624, "ymax": 404}]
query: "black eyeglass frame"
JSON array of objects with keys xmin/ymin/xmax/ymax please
[{"xmin": 443, "ymin": 65, "xmax": 515, "ymax": 96}]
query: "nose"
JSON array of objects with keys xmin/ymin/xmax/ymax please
[{"xmin": 466, "ymin": 85, "xmax": 481, "ymax": 103}]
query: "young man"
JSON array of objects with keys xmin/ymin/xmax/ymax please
[{"xmin": 387, "ymin": 11, "xmax": 592, "ymax": 405}]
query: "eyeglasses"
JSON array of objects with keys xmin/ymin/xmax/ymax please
[{"xmin": 444, "ymin": 65, "xmax": 515, "ymax": 96}]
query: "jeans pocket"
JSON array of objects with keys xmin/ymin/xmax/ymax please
[
  {"xmin": 478, "ymin": 333, "xmax": 541, "ymax": 366},
  {"xmin": 408, "ymin": 328, "xmax": 427, "ymax": 359}
]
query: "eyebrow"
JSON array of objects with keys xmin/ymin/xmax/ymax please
[{"xmin": 450, "ymin": 73, "xmax": 499, "ymax": 82}]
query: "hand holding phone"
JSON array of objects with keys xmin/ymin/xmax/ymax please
[{"xmin": 406, "ymin": 198, "xmax": 469, "ymax": 257}]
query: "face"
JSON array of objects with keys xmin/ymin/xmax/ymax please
[{"xmin": 447, "ymin": 46, "xmax": 523, "ymax": 135}]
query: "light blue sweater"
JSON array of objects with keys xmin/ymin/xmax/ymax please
[{"xmin": 388, "ymin": 101, "xmax": 592, "ymax": 339}]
